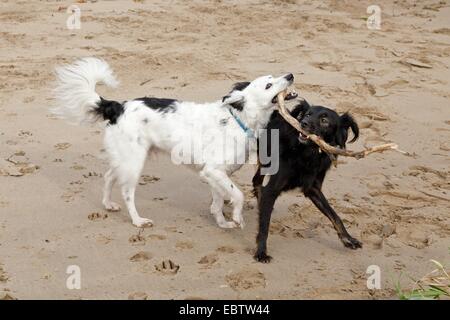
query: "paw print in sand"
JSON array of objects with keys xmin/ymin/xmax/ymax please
[{"xmin": 155, "ymin": 259, "xmax": 179, "ymax": 275}]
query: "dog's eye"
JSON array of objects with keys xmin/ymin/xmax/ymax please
[
  {"xmin": 265, "ymin": 83, "xmax": 272, "ymax": 90},
  {"xmin": 320, "ymin": 117, "xmax": 329, "ymax": 125}
]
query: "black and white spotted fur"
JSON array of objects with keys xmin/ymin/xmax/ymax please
[{"xmin": 53, "ymin": 57, "xmax": 295, "ymax": 228}]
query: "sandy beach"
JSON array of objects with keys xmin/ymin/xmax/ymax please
[{"xmin": 0, "ymin": 0, "xmax": 449, "ymax": 299}]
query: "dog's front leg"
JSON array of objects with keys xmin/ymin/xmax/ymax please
[
  {"xmin": 200, "ymin": 167, "xmax": 243, "ymax": 228},
  {"xmin": 304, "ymin": 187, "xmax": 362, "ymax": 249},
  {"xmin": 252, "ymin": 165, "xmax": 264, "ymax": 207},
  {"xmin": 254, "ymin": 174, "xmax": 285, "ymax": 263},
  {"xmin": 202, "ymin": 167, "xmax": 245, "ymax": 229},
  {"xmin": 209, "ymin": 187, "xmax": 236, "ymax": 229},
  {"xmin": 255, "ymin": 191, "xmax": 278, "ymax": 263}
]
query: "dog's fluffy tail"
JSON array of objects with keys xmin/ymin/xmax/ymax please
[{"xmin": 52, "ymin": 57, "xmax": 124, "ymax": 125}]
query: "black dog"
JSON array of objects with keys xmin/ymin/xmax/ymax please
[{"xmin": 253, "ymin": 100, "xmax": 362, "ymax": 263}]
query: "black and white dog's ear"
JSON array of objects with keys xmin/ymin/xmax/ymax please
[
  {"xmin": 222, "ymin": 91, "xmax": 245, "ymax": 111},
  {"xmin": 231, "ymin": 81, "xmax": 250, "ymax": 92},
  {"xmin": 336, "ymin": 113, "xmax": 359, "ymax": 147}
]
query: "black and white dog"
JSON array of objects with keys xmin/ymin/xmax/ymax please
[
  {"xmin": 53, "ymin": 58, "xmax": 296, "ymax": 228},
  {"xmin": 253, "ymin": 100, "xmax": 362, "ymax": 262}
]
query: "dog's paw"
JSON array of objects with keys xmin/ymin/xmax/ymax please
[
  {"xmin": 341, "ymin": 235, "xmax": 362, "ymax": 249},
  {"xmin": 233, "ymin": 217, "xmax": 245, "ymax": 229},
  {"xmin": 132, "ymin": 217, "xmax": 154, "ymax": 228},
  {"xmin": 103, "ymin": 201, "xmax": 121, "ymax": 212},
  {"xmin": 254, "ymin": 251, "xmax": 272, "ymax": 263},
  {"xmin": 217, "ymin": 220, "xmax": 238, "ymax": 229}
]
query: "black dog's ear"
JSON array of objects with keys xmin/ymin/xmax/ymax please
[
  {"xmin": 336, "ymin": 113, "xmax": 359, "ymax": 147},
  {"xmin": 291, "ymin": 100, "xmax": 311, "ymax": 119}
]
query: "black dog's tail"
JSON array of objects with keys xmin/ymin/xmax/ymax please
[{"xmin": 52, "ymin": 57, "xmax": 124, "ymax": 125}]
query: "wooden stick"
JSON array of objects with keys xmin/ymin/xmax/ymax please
[{"xmin": 276, "ymin": 91, "xmax": 404, "ymax": 160}]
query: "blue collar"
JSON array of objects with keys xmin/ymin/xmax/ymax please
[{"xmin": 228, "ymin": 109, "xmax": 255, "ymax": 138}]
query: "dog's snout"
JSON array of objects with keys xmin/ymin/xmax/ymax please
[
  {"xmin": 300, "ymin": 119, "xmax": 309, "ymax": 130},
  {"xmin": 285, "ymin": 73, "xmax": 294, "ymax": 82}
]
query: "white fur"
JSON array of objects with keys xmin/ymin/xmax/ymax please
[
  {"xmin": 53, "ymin": 57, "xmax": 293, "ymax": 228},
  {"xmin": 52, "ymin": 57, "xmax": 119, "ymax": 124}
]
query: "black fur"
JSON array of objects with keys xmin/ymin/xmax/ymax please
[
  {"xmin": 253, "ymin": 100, "xmax": 362, "ymax": 263},
  {"xmin": 232, "ymin": 81, "xmax": 250, "ymax": 92},
  {"xmin": 136, "ymin": 97, "xmax": 178, "ymax": 114},
  {"xmin": 229, "ymin": 100, "xmax": 245, "ymax": 111},
  {"xmin": 95, "ymin": 97, "xmax": 124, "ymax": 125},
  {"xmin": 94, "ymin": 97, "xmax": 178, "ymax": 125}
]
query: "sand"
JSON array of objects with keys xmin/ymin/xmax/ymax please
[{"xmin": 0, "ymin": 0, "xmax": 449, "ymax": 299}]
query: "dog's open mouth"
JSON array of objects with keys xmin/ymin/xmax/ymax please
[
  {"xmin": 272, "ymin": 89, "xmax": 297, "ymax": 104},
  {"xmin": 298, "ymin": 131, "xmax": 309, "ymax": 143}
]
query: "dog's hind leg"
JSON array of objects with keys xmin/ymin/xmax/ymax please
[
  {"xmin": 102, "ymin": 167, "xmax": 121, "ymax": 212},
  {"xmin": 115, "ymin": 145, "xmax": 153, "ymax": 228}
]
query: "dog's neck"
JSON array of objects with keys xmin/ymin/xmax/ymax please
[{"xmin": 235, "ymin": 104, "xmax": 275, "ymax": 134}]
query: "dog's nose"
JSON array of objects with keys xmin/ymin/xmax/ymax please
[
  {"xmin": 285, "ymin": 73, "xmax": 294, "ymax": 82},
  {"xmin": 300, "ymin": 120, "xmax": 309, "ymax": 129}
]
